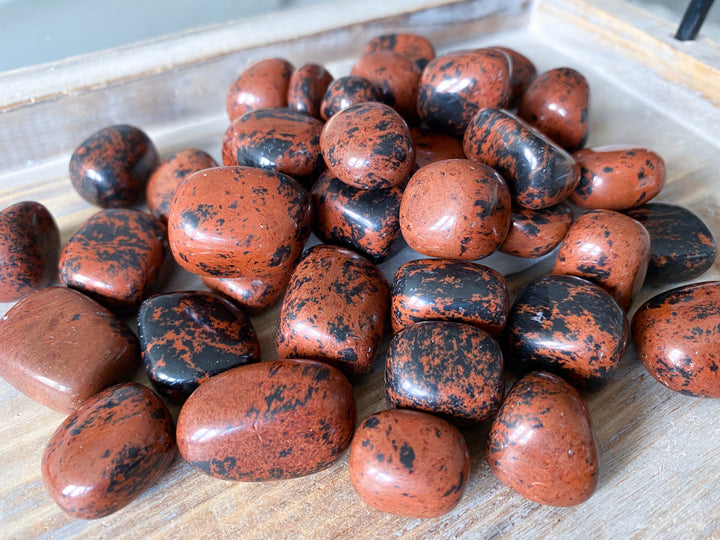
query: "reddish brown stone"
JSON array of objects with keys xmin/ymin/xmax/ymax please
[
  {"xmin": 487, "ymin": 371, "xmax": 599, "ymax": 506},
  {"xmin": 410, "ymin": 127, "xmax": 465, "ymax": 169},
  {"xmin": 0, "ymin": 287, "xmax": 139, "ymax": 413},
  {"xmin": 201, "ymin": 271, "xmax": 291, "ymax": 315},
  {"xmin": 320, "ymin": 76, "xmax": 382, "ymax": 121},
  {"xmin": 287, "ymin": 63, "xmax": 334, "ymax": 119},
  {"xmin": 349, "ymin": 409, "xmax": 470, "ymax": 518},
  {"xmin": 226, "ymin": 58, "xmax": 294, "ymax": 121},
  {"xmin": 493, "ymin": 46, "xmax": 537, "ymax": 106},
  {"xmin": 0, "ymin": 201, "xmax": 60, "ymax": 302},
  {"xmin": 42, "ymin": 383, "xmax": 175, "ymax": 519},
  {"xmin": 177, "ymin": 359, "xmax": 356, "ymax": 480},
  {"xmin": 399, "ymin": 159, "xmax": 511, "ymax": 259},
  {"xmin": 363, "ymin": 33, "xmax": 436, "ymax": 71},
  {"xmin": 500, "ymin": 203, "xmax": 574, "ymax": 258}
]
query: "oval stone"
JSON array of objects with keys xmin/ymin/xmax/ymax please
[
  {"xmin": 177, "ymin": 359, "xmax": 356, "ymax": 480},
  {"xmin": 0, "ymin": 201, "xmax": 61, "ymax": 302},
  {"xmin": 349, "ymin": 409, "xmax": 470, "ymax": 518},
  {"xmin": 0, "ymin": 287, "xmax": 139, "ymax": 413},
  {"xmin": 42, "ymin": 383, "xmax": 176, "ymax": 519},
  {"xmin": 287, "ymin": 63, "xmax": 334, "ymax": 119},
  {"xmin": 138, "ymin": 291, "xmax": 260, "ymax": 400},
  {"xmin": 464, "ymin": 108, "xmax": 580, "ymax": 209},
  {"xmin": 503, "ymin": 274, "xmax": 629, "ymax": 390},
  {"xmin": 201, "ymin": 271, "xmax": 291, "ymax": 315},
  {"xmin": 487, "ymin": 371, "xmax": 599, "ymax": 506},
  {"xmin": 320, "ymin": 76, "xmax": 382, "ymax": 121},
  {"xmin": 391, "ymin": 258, "xmax": 509, "ymax": 335},
  {"xmin": 363, "ymin": 33, "xmax": 436, "ymax": 71},
  {"xmin": 410, "ymin": 127, "xmax": 466, "ymax": 169},
  {"xmin": 226, "ymin": 58, "xmax": 294, "ymax": 121},
  {"xmin": 399, "ymin": 159, "xmax": 511, "ymax": 259},
  {"xmin": 493, "ymin": 46, "xmax": 537, "ymax": 106},
  {"xmin": 168, "ymin": 166, "xmax": 312, "ymax": 278},
  {"xmin": 632, "ymin": 281, "xmax": 720, "ymax": 397},
  {"xmin": 385, "ymin": 321, "xmax": 504, "ymax": 422},
  {"xmin": 500, "ymin": 202, "xmax": 574, "ymax": 258}
]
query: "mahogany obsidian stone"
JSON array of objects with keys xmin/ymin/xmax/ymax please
[
  {"xmin": 226, "ymin": 58, "xmax": 294, "ymax": 122},
  {"xmin": 463, "ymin": 108, "xmax": 580, "ymax": 210},
  {"xmin": 410, "ymin": 127, "xmax": 466, "ymax": 169},
  {"xmin": 363, "ymin": 33, "xmax": 436, "ymax": 71},
  {"xmin": 385, "ymin": 321, "xmax": 504, "ymax": 422},
  {"xmin": 500, "ymin": 203, "xmax": 574, "ymax": 258},
  {"xmin": 311, "ymin": 169, "xmax": 403, "ymax": 263},
  {"xmin": 390, "ymin": 258, "xmax": 509, "ymax": 335},
  {"xmin": 632, "ymin": 281, "xmax": 720, "ymax": 397},
  {"xmin": 287, "ymin": 63, "xmax": 334, "ymax": 119},
  {"xmin": 493, "ymin": 46, "xmax": 537, "ymax": 106},
  {"xmin": 320, "ymin": 76, "xmax": 383, "ymax": 121},
  {"xmin": 349, "ymin": 409, "xmax": 470, "ymax": 518},
  {"xmin": 58, "ymin": 209, "xmax": 168, "ymax": 312},
  {"xmin": 626, "ymin": 203, "xmax": 717, "ymax": 284},
  {"xmin": 138, "ymin": 291, "xmax": 260, "ymax": 400},
  {"xmin": 176, "ymin": 359, "xmax": 356, "ymax": 481},
  {"xmin": 69, "ymin": 125, "xmax": 159, "ymax": 208},
  {"xmin": 503, "ymin": 274, "xmax": 629, "ymax": 390},
  {"xmin": 201, "ymin": 271, "xmax": 291, "ymax": 315},
  {"xmin": 0, "ymin": 201, "xmax": 60, "ymax": 302},
  {"xmin": 42, "ymin": 383, "xmax": 176, "ymax": 519}
]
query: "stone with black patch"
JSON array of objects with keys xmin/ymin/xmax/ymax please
[
  {"xmin": 362, "ymin": 33, "xmax": 436, "ymax": 71},
  {"xmin": 287, "ymin": 63, "xmax": 334, "ymax": 120},
  {"xmin": 201, "ymin": 271, "xmax": 291, "ymax": 315},
  {"xmin": 410, "ymin": 126, "xmax": 465, "ymax": 169},
  {"xmin": 493, "ymin": 46, "xmax": 537, "ymax": 106},
  {"xmin": 500, "ymin": 202, "xmax": 573, "ymax": 258},
  {"xmin": 320, "ymin": 76, "xmax": 383, "ymax": 121},
  {"xmin": 226, "ymin": 58, "xmax": 294, "ymax": 121}
]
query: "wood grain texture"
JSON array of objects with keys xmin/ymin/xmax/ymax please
[{"xmin": 1, "ymin": 0, "xmax": 720, "ymax": 538}]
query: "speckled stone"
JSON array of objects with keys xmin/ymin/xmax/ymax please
[
  {"xmin": 487, "ymin": 371, "xmax": 598, "ymax": 506},
  {"xmin": 311, "ymin": 169, "xmax": 403, "ymax": 263},
  {"xmin": 417, "ymin": 48, "xmax": 512, "ymax": 135},
  {"xmin": 503, "ymin": 274, "xmax": 628, "ymax": 390},
  {"xmin": 138, "ymin": 291, "xmax": 260, "ymax": 400},
  {"xmin": 464, "ymin": 108, "xmax": 580, "ymax": 210},
  {"xmin": 177, "ymin": 359, "xmax": 356, "ymax": 480},
  {"xmin": 632, "ymin": 281, "xmax": 720, "ymax": 397},
  {"xmin": 276, "ymin": 245, "xmax": 389, "ymax": 376},
  {"xmin": 69, "ymin": 125, "xmax": 159, "ymax": 208},
  {"xmin": 226, "ymin": 58, "xmax": 294, "ymax": 121},
  {"xmin": 168, "ymin": 166, "xmax": 312, "ymax": 278},
  {"xmin": 493, "ymin": 46, "xmax": 537, "ymax": 106},
  {"xmin": 201, "ymin": 271, "xmax": 291, "ymax": 315},
  {"xmin": 363, "ymin": 33, "xmax": 436, "ymax": 71},
  {"xmin": 58, "ymin": 209, "xmax": 168, "ymax": 312},
  {"xmin": 0, "ymin": 287, "xmax": 139, "ymax": 413},
  {"xmin": 385, "ymin": 321, "xmax": 504, "ymax": 422},
  {"xmin": 626, "ymin": 203, "xmax": 717, "ymax": 285},
  {"xmin": 552, "ymin": 209, "xmax": 650, "ymax": 310},
  {"xmin": 349, "ymin": 409, "xmax": 470, "ymax": 518},
  {"xmin": 399, "ymin": 159, "xmax": 511, "ymax": 259},
  {"xmin": 410, "ymin": 127, "xmax": 465, "ymax": 169},
  {"xmin": 0, "ymin": 201, "xmax": 60, "ymax": 302},
  {"xmin": 42, "ymin": 383, "xmax": 176, "ymax": 519},
  {"xmin": 391, "ymin": 258, "xmax": 508, "ymax": 335},
  {"xmin": 320, "ymin": 102, "xmax": 415, "ymax": 190},
  {"xmin": 500, "ymin": 203, "xmax": 574, "ymax": 258},
  {"xmin": 146, "ymin": 149, "xmax": 218, "ymax": 222},
  {"xmin": 287, "ymin": 63, "xmax": 334, "ymax": 119},
  {"xmin": 320, "ymin": 76, "xmax": 383, "ymax": 121},
  {"xmin": 518, "ymin": 67, "xmax": 590, "ymax": 151}
]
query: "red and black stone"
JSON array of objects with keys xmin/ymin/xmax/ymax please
[
  {"xmin": 201, "ymin": 271, "xmax": 291, "ymax": 315},
  {"xmin": 226, "ymin": 58, "xmax": 294, "ymax": 122},
  {"xmin": 287, "ymin": 63, "xmax": 334, "ymax": 120},
  {"xmin": 493, "ymin": 46, "xmax": 537, "ymax": 107},
  {"xmin": 362, "ymin": 33, "xmax": 436, "ymax": 71},
  {"xmin": 410, "ymin": 127, "xmax": 465, "ymax": 169},
  {"xmin": 500, "ymin": 202, "xmax": 574, "ymax": 258},
  {"xmin": 320, "ymin": 76, "xmax": 383, "ymax": 121}
]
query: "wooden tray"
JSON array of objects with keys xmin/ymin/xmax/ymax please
[{"xmin": 2, "ymin": 0, "xmax": 720, "ymax": 537}]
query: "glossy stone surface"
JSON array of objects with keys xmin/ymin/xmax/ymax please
[
  {"xmin": 399, "ymin": 159, "xmax": 511, "ymax": 259},
  {"xmin": 518, "ymin": 67, "xmax": 590, "ymax": 151},
  {"xmin": 349, "ymin": 409, "xmax": 470, "ymax": 518},
  {"xmin": 177, "ymin": 359, "xmax": 356, "ymax": 480},
  {"xmin": 58, "ymin": 209, "xmax": 168, "ymax": 311},
  {"xmin": 319, "ymin": 76, "xmax": 382, "ymax": 121},
  {"xmin": 493, "ymin": 46, "xmax": 537, "ymax": 106},
  {"xmin": 363, "ymin": 33, "xmax": 436, "ymax": 71},
  {"xmin": 385, "ymin": 321, "xmax": 504, "ymax": 422},
  {"xmin": 417, "ymin": 49, "xmax": 512, "ymax": 135},
  {"xmin": 168, "ymin": 166, "xmax": 312, "ymax": 278},
  {"xmin": 138, "ymin": 291, "xmax": 260, "ymax": 400},
  {"xmin": 311, "ymin": 169, "xmax": 403, "ymax": 263},
  {"xmin": 276, "ymin": 245, "xmax": 389, "ymax": 376},
  {"xmin": 222, "ymin": 107, "xmax": 324, "ymax": 183},
  {"xmin": 570, "ymin": 146, "xmax": 666, "ymax": 210},
  {"xmin": 146, "ymin": 149, "xmax": 218, "ymax": 222},
  {"xmin": 69, "ymin": 125, "xmax": 159, "ymax": 208},
  {"xmin": 0, "ymin": 287, "xmax": 139, "ymax": 413},
  {"xmin": 464, "ymin": 108, "xmax": 580, "ymax": 210},
  {"xmin": 487, "ymin": 371, "xmax": 598, "ymax": 506},
  {"xmin": 42, "ymin": 383, "xmax": 176, "ymax": 519},
  {"xmin": 391, "ymin": 258, "xmax": 508, "ymax": 335},
  {"xmin": 503, "ymin": 274, "xmax": 628, "ymax": 390},
  {"xmin": 0, "ymin": 201, "xmax": 60, "ymax": 302},
  {"xmin": 410, "ymin": 127, "xmax": 465, "ymax": 169},
  {"xmin": 226, "ymin": 58, "xmax": 294, "ymax": 121},
  {"xmin": 626, "ymin": 203, "xmax": 717, "ymax": 284},
  {"xmin": 500, "ymin": 202, "xmax": 574, "ymax": 258},
  {"xmin": 287, "ymin": 63, "xmax": 334, "ymax": 119},
  {"xmin": 320, "ymin": 102, "xmax": 415, "ymax": 190},
  {"xmin": 632, "ymin": 281, "xmax": 720, "ymax": 397},
  {"xmin": 552, "ymin": 209, "xmax": 650, "ymax": 310},
  {"xmin": 201, "ymin": 271, "xmax": 291, "ymax": 315},
  {"xmin": 351, "ymin": 52, "xmax": 421, "ymax": 122}
]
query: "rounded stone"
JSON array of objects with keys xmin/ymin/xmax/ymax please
[
  {"xmin": 500, "ymin": 203, "xmax": 574, "ymax": 258},
  {"xmin": 320, "ymin": 76, "xmax": 383, "ymax": 121},
  {"xmin": 399, "ymin": 159, "xmax": 511, "ymax": 259},
  {"xmin": 226, "ymin": 58, "xmax": 294, "ymax": 122},
  {"xmin": 493, "ymin": 46, "xmax": 537, "ymax": 106},
  {"xmin": 349, "ymin": 409, "xmax": 470, "ymax": 518},
  {"xmin": 287, "ymin": 63, "xmax": 334, "ymax": 119},
  {"xmin": 487, "ymin": 371, "xmax": 599, "ymax": 506},
  {"xmin": 201, "ymin": 271, "xmax": 291, "ymax": 315},
  {"xmin": 410, "ymin": 127, "xmax": 466, "ymax": 169},
  {"xmin": 69, "ymin": 124, "xmax": 159, "ymax": 208},
  {"xmin": 363, "ymin": 33, "xmax": 436, "ymax": 71}
]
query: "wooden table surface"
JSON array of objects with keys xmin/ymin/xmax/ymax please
[{"xmin": 1, "ymin": 0, "xmax": 720, "ymax": 537}]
